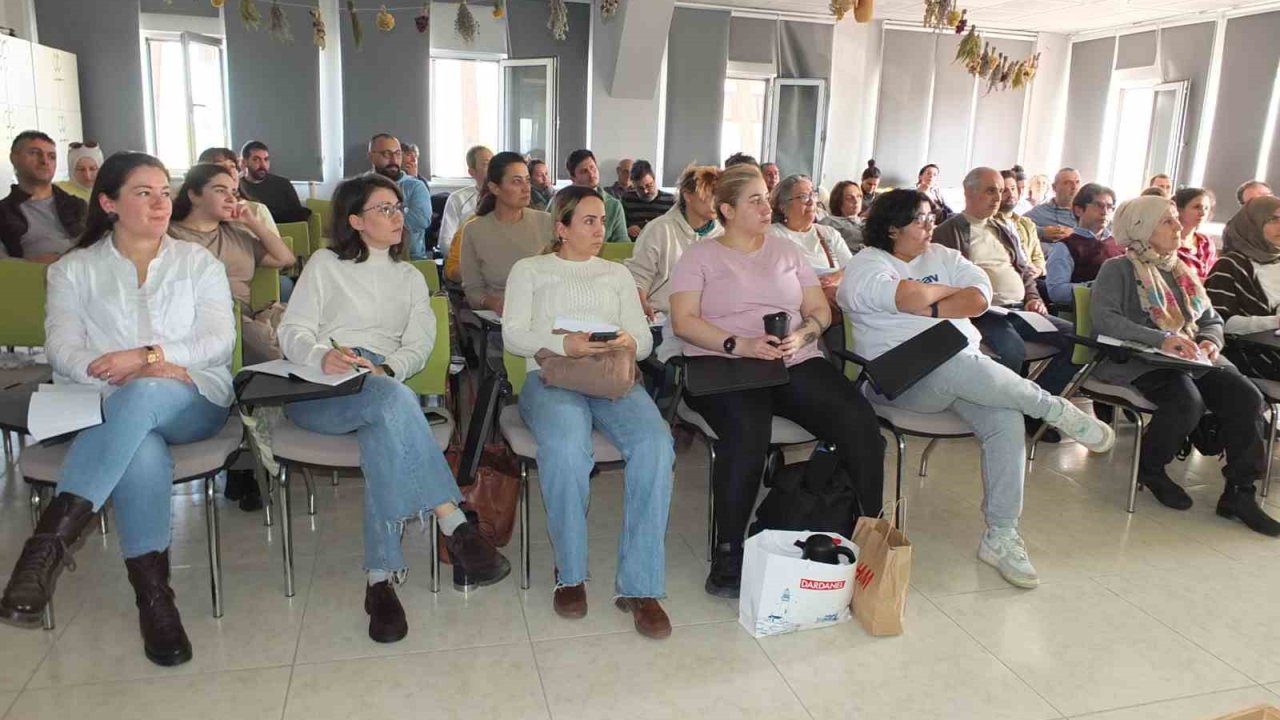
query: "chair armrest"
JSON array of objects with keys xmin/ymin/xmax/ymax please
[
  {"xmin": 1063, "ymin": 333, "xmax": 1138, "ymax": 362},
  {"xmin": 831, "ymin": 348, "xmax": 874, "ymax": 393}
]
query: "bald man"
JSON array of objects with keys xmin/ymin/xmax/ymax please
[{"xmin": 1025, "ymin": 168, "xmax": 1082, "ymax": 242}]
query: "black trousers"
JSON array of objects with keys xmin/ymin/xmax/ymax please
[
  {"xmin": 1131, "ymin": 366, "xmax": 1267, "ymax": 488},
  {"xmin": 684, "ymin": 357, "xmax": 884, "ymax": 545}
]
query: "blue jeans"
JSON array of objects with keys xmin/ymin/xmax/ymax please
[
  {"xmin": 972, "ymin": 310, "xmax": 1076, "ymax": 395},
  {"xmin": 285, "ymin": 356, "xmax": 461, "ymax": 574},
  {"xmin": 57, "ymin": 378, "xmax": 229, "ymax": 558},
  {"xmin": 518, "ymin": 373, "xmax": 674, "ymax": 597}
]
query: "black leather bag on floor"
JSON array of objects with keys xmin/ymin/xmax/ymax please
[{"xmin": 749, "ymin": 444, "xmax": 861, "ymax": 539}]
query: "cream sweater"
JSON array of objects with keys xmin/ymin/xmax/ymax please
[
  {"xmin": 278, "ymin": 247, "xmax": 434, "ymax": 380},
  {"xmin": 624, "ymin": 204, "xmax": 722, "ymax": 313},
  {"xmin": 503, "ymin": 253, "xmax": 653, "ymax": 372}
]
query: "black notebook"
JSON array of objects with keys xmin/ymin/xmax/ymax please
[
  {"xmin": 683, "ymin": 356, "xmax": 790, "ymax": 397},
  {"xmin": 863, "ymin": 321, "xmax": 970, "ymax": 401},
  {"xmin": 234, "ymin": 371, "xmax": 366, "ymax": 410}
]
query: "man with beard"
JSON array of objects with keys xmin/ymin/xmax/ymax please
[
  {"xmin": 620, "ymin": 160, "xmax": 674, "ymax": 239},
  {"xmin": 0, "ymin": 130, "xmax": 86, "ymax": 261},
  {"xmin": 238, "ymin": 140, "xmax": 311, "ymax": 224},
  {"xmin": 528, "ymin": 159, "xmax": 554, "ymax": 211},
  {"xmin": 368, "ymin": 133, "xmax": 430, "ymax": 260},
  {"xmin": 996, "ymin": 169, "xmax": 1045, "ymax": 278}
]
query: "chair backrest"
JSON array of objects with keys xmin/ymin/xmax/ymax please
[
  {"xmin": 404, "ymin": 295, "xmax": 450, "ymax": 397},
  {"xmin": 232, "ymin": 302, "xmax": 245, "ymax": 375},
  {"xmin": 0, "ymin": 259, "xmax": 47, "ymax": 346},
  {"xmin": 410, "ymin": 259, "xmax": 442, "ymax": 294},
  {"xmin": 599, "ymin": 242, "xmax": 634, "ymax": 262},
  {"xmin": 305, "ymin": 198, "xmax": 332, "ymax": 241},
  {"xmin": 841, "ymin": 313, "xmax": 863, "ymax": 383},
  {"xmin": 248, "ymin": 267, "xmax": 280, "ymax": 311},
  {"xmin": 277, "ymin": 221, "xmax": 311, "ymax": 260},
  {"xmin": 1072, "ymin": 284, "xmax": 1096, "ymax": 365},
  {"xmin": 504, "ymin": 350, "xmax": 528, "ymax": 396}
]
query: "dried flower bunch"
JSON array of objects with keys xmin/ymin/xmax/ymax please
[
  {"xmin": 456, "ymin": 0, "xmax": 479, "ymax": 43},
  {"xmin": 601, "ymin": 0, "xmax": 619, "ymax": 18},
  {"xmin": 310, "ymin": 6, "xmax": 327, "ymax": 49},
  {"xmin": 269, "ymin": 0, "xmax": 292, "ymax": 43},
  {"xmin": 941, "ymin": 2, "xmax": 1040, "ymax": 92},
  {"xmin": 549, "ymin": 0, "xmax": 568, "ymax": 40}
]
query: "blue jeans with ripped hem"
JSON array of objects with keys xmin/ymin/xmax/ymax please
[{"xmin": 285, "ymin": 350, "xmax": 461, "ymax": 575}]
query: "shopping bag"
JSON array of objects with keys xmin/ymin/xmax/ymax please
[
  {"xmin": 738, "ymin": 530, "xmax": 858, "ymax": 638},
  {"xmin": 851, "ymin": 514, "xmax": 912, "ymax": 636}
]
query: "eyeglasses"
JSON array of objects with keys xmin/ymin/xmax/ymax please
[
  {"xmin": 1092, "ymin": 201, "xmax": 1116, "ymax": 213},
  {"xmin": 789, "ymin": 192, "xmax": 818, "ymax": 204},
  {"xmin": 912, "ymin": 212, "xmax": 937, "ymax": 226},
  {"xmin": 361, "ymin": 202, "xmax": 405, "ymax": 218},
  {"xmin": 69, "ymin": 141, "xmax": 99, "ymax": 149},
  {"xmin": 373, "ymin": 149, "xmax": 402, "ymax": 160}
]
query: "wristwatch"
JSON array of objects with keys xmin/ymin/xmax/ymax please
[
  {"xmin": 143, "ymin": 345, "xmax": 160, "ymax": 364},
  {"xmin": 930, "ymin": 302, "xmax": 940, "ymax": 318},
  {"xmin": 722, "ymin": 336, "xmax": 737, "ymax": 355},
  {"xmin": 379, "ymin": 363, "xmax": 396, "ymax": 378}
]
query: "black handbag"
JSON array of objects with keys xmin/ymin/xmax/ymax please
[{"xmin": 682, "ymin": 356, "xmax": 789, "ymax": 397}]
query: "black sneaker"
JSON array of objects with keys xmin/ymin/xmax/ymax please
[
  {"xmin": 444, "ymin": 522, "xmax": 511, "ymax": 591},
  {"xmin": 1139, "ymin": 471, "xmax": 1193, "ymax": 510},
  {"xmin": 1216, "ymin": 485, "xmax": 1280, "ymax": 537},
  {"xmin": 705, "ymin": 542, "xmax": 743, "ymax": 598}
]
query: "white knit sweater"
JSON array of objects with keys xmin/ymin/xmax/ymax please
[{"xmin": 502, "ymin": 253, "xmax": 653, "ymax": 372}]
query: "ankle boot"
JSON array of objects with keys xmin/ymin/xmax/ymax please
[
  {"xmin": 444, "ymin": 522, "xmax": 511, "ymax": 591},
  {"xmin": 125, "ymin": 550, "xmax": 193, "ymax": 667},
  {"xmin": 705, "ymin": 542, "xmax": 743, "ymax": 599},
  {"xmin": 365, "ymin": 581, "xmax": 408, "ymax": 643},
  {"xmin": 1216, "ymin": 485, "xmax": 1280, "ymax": 537},
  {"xmin": 0, "ymin": 493, "xmax": 96, "ymax": 627}
]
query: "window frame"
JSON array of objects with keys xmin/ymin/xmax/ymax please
[
  {"xmin": 142, "ymin": 30, "xmax": 230, "ymax": 174},
  {"xmin": 721, "ymin": 71, "xmax": 774, "ymax": 165}
]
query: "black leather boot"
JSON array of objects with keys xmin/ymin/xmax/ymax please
[
  {"xmin": 0, "ymin": 493, "xmax": 96, "ymax": 627},
  {"xmin": 125, "ymin": 550, "xmax": 193, "ymax": 667},
  {"xmin": 1216, "ymin": 485, "xmax": 1280, "ymax": 537},
  {"xmin": 365, "ymin": 581, "xmax": 408, "ymax": 643},
  {"xmin": 705, "ymin": 542, "xmax": 743, "ymax": 599},
  {"xmin": 444, "ymin": 522, "xmax": 511, "ymax": 591}
]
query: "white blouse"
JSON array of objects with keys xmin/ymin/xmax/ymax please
[
  {"xmin": 768, "ymin": 222, "xmax": 854, "ymax": 274},
  {"xmin": 45, "ymin": 234, "xmax": 236, "ymax": 406}
]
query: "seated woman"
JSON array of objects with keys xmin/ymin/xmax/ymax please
[
  {"xmin": 670, "ymin": 164, "xmax": 884, "ymax": 598},
  {"xmin": 1174, "ymin": 187, "xmax": 1217, "ymax": 282},
  {"xmin": 916, "ymin": 163, "xmax": 955, "ymax": 222},
  {"xmin": 0, "ymin": 152, "xmax": 236, "ymax": 667},
  {"xmin": 502, "ymin": 186, "xmax": 675, "ymax": 639},
  {"xmin": 818, "ymin": 179, "xmax": 865, "ymax": 254},
  {"xmin": 278, "ymin": 174, "xmax": 510, "ymax": 644},
  {"xmin": 841, "ymin": 189, "xmax": 1114, "ymax": 588},
  {"xmin": 1092, "ymin": 196, "xmax": 1279, "ymax": 535},
  {"xmin": 625, "ymin": 164, "xmax": 721, "ymax": 322},
  {"xmin": 1204, "ymin": 195, "xmax": 1280, "ymax": 378},
  {"xmin": 460, "ymin": 151, "xmax": 552, "ymax": 316},
  {"xmin": 769, "ymin": 174, "xmax": 855, "ymax": 305},
  {"xmin": 169, "ymin": 162, "xmax": 296, "ymax": 365},
  {"xmin": 858, "ymin": 160, "xmax": 881, "ymax": 218},
  {"xmin": 55, "ymin": 142, "xmax": 101, "ymax": 201}
]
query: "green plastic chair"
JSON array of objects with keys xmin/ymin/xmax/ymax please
[
  {"xmin": 410, "ymin": 259, "xmax": 442, "ymax": 295},
  {"xmin": 277, "ymin": 221, "xmax": 311, "ymax": 261},
  {"xmin": 404, "ymin": 295, "xmax": 451, "ymax": 398},
  {"xmin": 598, "ymin": 242, "xmax": 634, "ymax": 262},
  {"xmin": 0, "ymin": 260, "xmax": 47, "ymax": 347},
  {"xmin": 305, "ymin": 198, "xmax": 332, "ymax": 242}
]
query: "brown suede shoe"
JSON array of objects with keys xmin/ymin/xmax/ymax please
[
  {"xmin": 615, "ymin": 597, "xmax": 672, "ymax": 639},
  {"xmin": 553, "ymin": 584, "xmax": 587, "ymax": 619},
  {"xmin": 365, "ymin": 581, "xmax": 408, "ymax": 644}
]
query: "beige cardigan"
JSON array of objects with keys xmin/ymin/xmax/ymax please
[{"xmin": 623, "ymin": 204, "xmax": 722, "ymax": 313}]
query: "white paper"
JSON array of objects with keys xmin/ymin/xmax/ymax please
[
  {"xmin": 473, "ymin": 309, "xmax": 502, "ymax": 325},
  {"xmin": 28, "ymin": 387, "xmax": 103, "ymax": 441},
  {"xmin": 1096, "ymin": 335, "xmax": 1214, "ymax": 366},
  {"xmin": 1010, "ymin": 310, "xmax": 1059, "ymax": 333},
  {"xmin": 241, "ymin": 359, "xmax": 369, "ymax": 386},
  {"xmin": 649, "ymin": 311, "xmax": 667, "ymax": 328},
  {"xmin": 36, "ymin": 383, "xmax": 101, "ymax": 394},
  {"xmin": 553, "ymin": 317, "xmax": 619, "ymax": 334},
  {"xmin": 984, "ymin": 305, "xmax": 1010, "ymax": 316}
]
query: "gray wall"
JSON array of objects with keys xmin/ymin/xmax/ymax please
[
  {"xmin": 1114, "ymin": 30, "xmax": 1156, "ymax": 70},
  {"xmin": 1061, "ymin": 36, "xmax": 1115, "ymax": 182},
  {"xmin": 35, "ymin": 0, "xmax": 147, "ymax": 155},
  {"xmin": 1159, "ymin": 22, "xmax": 1214, "ymax": 188},
  {"xmin": 340, "ymin": 0, "xmax": 432, "ymax": 177},
  {"xmin": 926, "ymin": 33, "xmax": 972, "ymax": 178},
  {"xmin": 225, "ymin": 3, "xmax": 322, "ymax": 180},
  {"xmin": 728, "ymin": 16, "xmax": 776, "ymax": 66},
  {"xmin": 139, "ymin": 0, "xmax": 218, "ymax": 16},
  {"xmin": 507, "ymin": 0, "xmax": 589, "ymax": 180},
  {"xmin": 663, "ymin": 7, "xmax": 730, "ymax": 185},
  {"xmin": 873, "ymin": 29, "xmax": 937, "ymax": 187},
  {"xmin": 1203, "ymin": 10, "xmax": 1280, "ymax": 206},
  {"xmin": 971, "ymin": 37, "xmax": 1034, "ymax": 171}
]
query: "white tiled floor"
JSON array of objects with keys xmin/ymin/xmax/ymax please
[{"xmin": 3, "ymin": 415, "xmax": 1280, "ymax": 719}]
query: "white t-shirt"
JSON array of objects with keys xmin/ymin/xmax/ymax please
[
  {"xmin": 769, "ymin": 222, "xmax": 854, "ymax": 275},
  {"xmin": 838, "ymin": 245, "xmax": 991, "ymax": 361}
]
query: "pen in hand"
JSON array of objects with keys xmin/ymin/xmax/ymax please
[{"xmin": 329, "ymin": 338, "xmax": 359, "ymax": 368}]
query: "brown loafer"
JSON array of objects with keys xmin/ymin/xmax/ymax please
[
  {"xmin": 553, "ymin": 584, "xmax": 587, "ymax": 619},
  {"xmin": 615, "ymin": 597, "xmax": 671, "ymax": 639}
]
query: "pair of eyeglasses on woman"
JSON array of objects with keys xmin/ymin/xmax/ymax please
[
  {"xmin": 789, "ymin": 192, "xmax": 819, "ymax": 203},
  {"xmin": 361, "ymin": 202, "xmax": 405, "ymax": 218},
  {"xmin": 912, "ymin": 212, "xmax": 937, "ymax": 226},
  {"xmin": 69, "ymin": 141, "xmax": 99, "ymax": 149}
]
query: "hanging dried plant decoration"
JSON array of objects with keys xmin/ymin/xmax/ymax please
[
  {"xmin": 376, "ymin": 5, "xmax": 395, "ymax": 31},
  {"xmin": 310, "ymin": 6, "xmax": 327, "ymax": 49},
  {"xmin": 240, "ymin": 0, "xmax": 263, "ymax": 31},
  {"xmin": 548, "ymin": 0, "xmax": 568, "ymax": 41},
  {"xmin": 212, "ymin": 0, "xmax": 226, "ymax": 7},
  {"xmin": 601, "ymin": 0, "xmax": 619, "ymax": 18},
  {"xmin": 347, "ymin": 0, "xmax": 363, "ymax": 49},
  {"xmin": 456, "ymin": 0, "xmax": 479, "ymax": 43},
  {"xmin": 829, "ymin": 0, "xmax": 854, "ymax": 20},
  {"xmin": 415, "ymin": 2, "xmax": 429, "ymax": 32},
  {"xmin": 493, "ymin": 0, "xmax": 507, "ymax": 20},
  {"xmin": 269, "ymin": 0, "xmax": 293, "ymax": 42}
]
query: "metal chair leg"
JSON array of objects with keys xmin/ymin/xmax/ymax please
[
  {"xmin": 3, "ymin": 430, "xmax": 12, "ymax": 465},
  {"xmin": 705, "ymin": 437, "xmax": 717, "ymax": 562},
  {"xmin": 98, "ymin": 505, "xmax": 109, "ymax": 535},
  {"xmin": 1264, "ymin": 403, "xmax": 1277, "ymax": 498},
  {"xmin": 204, "ymin": 477, "xmax": 223, "ymax": 618},
  {"xmin": 278, "ymin": 464, "xmax": 295, "ymax": 597},
  {"xmin": 919, "ymin": 438, "xmax": 939, "ymax": 477},
  {"xmin": 331, "ymin": 470, "xmax": 339, "ymax": 487},
  {"xmin": 430, "ymin": 513, "xmax": 440, "ymax": 593},
  {"xmin": 1127, "ymin": 412, "xmax": 1145, "ymax": 513},
  {"xmin": 261, "ymin": 464, "xmax": 274, "ymax": 527},
  {"xmin": 893, "ymin": 430, "xmax": 907, "ymax": 533},
  {"xmin": 520, "ymin": 461, "xmax": 530, "ymax": 590},
  {"xmin": 301, "ymin": 467, "xmax": 317, "ymax": 516}
]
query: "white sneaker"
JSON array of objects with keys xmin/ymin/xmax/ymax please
[
  {"xmin": 1047, "ymin": 398, "xmax": 1115, "ymax": 453},
  {"xmin": 978, "ymin": 527, "xmax": 1039, "ymax": 589}
]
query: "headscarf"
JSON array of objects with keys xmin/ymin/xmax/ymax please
[
  {"xmin": 1112, "ymin": 196, "xmax": 1209, "ymax": 337},
  {"xmin": 1221, "ymin": 195, "xmax": 1280, "ymax": 264}
]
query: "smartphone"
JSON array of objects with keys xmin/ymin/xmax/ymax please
[{"xmin": 588, "ymin": 331, "xmax": 620, "ymax": 343}]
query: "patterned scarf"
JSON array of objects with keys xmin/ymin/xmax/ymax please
[{"xmin": 1127, "ymin": 241, "xmax": 1209, "ymax": 338}]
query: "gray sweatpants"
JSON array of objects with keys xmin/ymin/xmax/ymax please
[{"xmin": 872, "ymin": 350, "xmax": 1061, "ymax": 529}]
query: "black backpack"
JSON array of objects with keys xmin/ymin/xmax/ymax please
[{"xmin": 749, "ymin": 444, "xmax": 862, "ymax": 539}]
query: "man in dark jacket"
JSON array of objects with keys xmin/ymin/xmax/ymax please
[
  {"xmin": 0, "ymin": 130, "xmax": 87, "ymax": 262},
  {"xmin": 238, "ymin": 140, "xmax": 311, "ymax": 224}
]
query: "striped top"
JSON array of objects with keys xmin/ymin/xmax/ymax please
[{"xmin": 1204, "ymin": 250, "xmax": 1280, "ymax": 379}]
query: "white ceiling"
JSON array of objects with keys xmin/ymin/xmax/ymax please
[{"xmin": 716, "ymin": 0, "xmax": 1253, "ymax": 34}]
